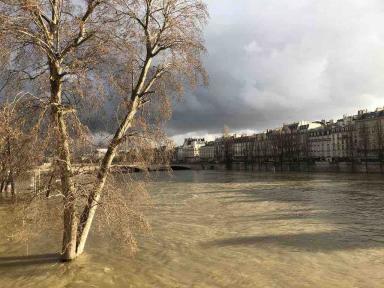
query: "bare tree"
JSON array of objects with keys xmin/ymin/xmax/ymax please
[
  {"xmin": 346, "ymin": 124, "xmax": 356, "ymax": 172},
  {"xmin": 373, "ymin": 117, "xmax": 384, "ymax": 172},
  {"xmin": 1, "ymin": 0, "xmax": 207, "ymax": 261},
  {"xmin": 0, "ymin": 46, "xmax": 40, "ymax": 198},
  {"xmin": 357, "ymin": 121, "xmax": 370, "ymax": 172},
  {"xmin": 0, "ymin": 96, "xmax": 33, "ymax": 197}
]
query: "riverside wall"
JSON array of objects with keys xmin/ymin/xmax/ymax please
[{"xmin": 179, "ymin": 161, "xmax": 384, "ymax": 173}]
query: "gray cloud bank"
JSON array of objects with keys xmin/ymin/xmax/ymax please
[{"xmin": 168, "ymin": 0, "xmax": 384, "ymax": 142}]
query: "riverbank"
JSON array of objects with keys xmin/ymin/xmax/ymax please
[{"xmin": 174, "ymin": 161, "xmax": 384, "ymax": 173}]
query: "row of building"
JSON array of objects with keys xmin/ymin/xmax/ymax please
[{"xmin": 174, "ymin": 108, "xmax": 384, "ymax": 164}]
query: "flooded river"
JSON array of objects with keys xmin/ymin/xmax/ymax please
[{"xmin": 1, "ymin": 171, "xmax": 384, "ymax": 287}]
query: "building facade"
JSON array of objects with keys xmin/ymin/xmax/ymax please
[
  {"xmin": 175, "ymin": 138, "xmax": 206, "ymax": 163},
  {"xmin": 199, "ymin": 141, "xmax": 215, "ymax": 162},
  {"xmin": 174, "ymin": 108, "xmax": 384, "ymax": 167}
]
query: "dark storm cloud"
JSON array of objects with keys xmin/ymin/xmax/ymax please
[{"xmin": 168, "ymin": 0, "xmax": 384, "ymax": 142}]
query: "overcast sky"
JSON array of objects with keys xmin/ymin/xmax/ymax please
[{"xmin": 169, "ymin": 0, "xmax": 384, "ymax": 144}]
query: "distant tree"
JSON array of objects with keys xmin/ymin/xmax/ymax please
[
  {"xmin": 0, "ymin": 47, "xmax": 40, "ymax": 197},
  {"xmin": 270, "ymin": 130, "xmax": 284, "ymax": 169},
  {"xmin": 358, "ymin": 121, "xmax": 370, "ymax": 172},
  {"xmin": 0, "ymin": 96, "xmax": 33, "ymax": 196},
  {"xmin": 346, "ymin": 124, "xmax": 357, "ymax": 171},
  {"xmin": 375, "ymin": 117, "xmax": 384, "ymax": 171}
]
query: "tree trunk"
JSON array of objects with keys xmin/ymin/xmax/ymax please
[
  {"xmin": 9, "ymin": 170, "xmax": 15, "ymax": 198},
  {"xmin": 46, "ymin": 173, "xmax": 54, "ymax": 198},
  {"xmin": 0, "ymin": 180, "xmax": 4, "ymax": 194},
  {"xmin": 49, "ymin": 60, "xmax": 78, "ymax": 261},
  {"xmin": 76, "ymin": 99, "xmax": 140, "ymax": 255},
  {"xmin": 75, "ymin": 55, "xmax": 153, "ymax": 256},
  {"xmin": 58, "ymin": 111, "xmax": 78, "ymax": 261},
  {"xmin": 62, "ymin": 196, "xmax": 78, "ymax": 261},
  {"xmin": 5, "ymin": 137, "xmax": 15, "ymax": 197}
]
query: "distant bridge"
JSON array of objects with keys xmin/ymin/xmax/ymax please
[
  {"xmin": 170, "ymin": 165, "xmax": 192, "ymax": 170},
  {"xmin": 171, "ymin": 163, "xmax": 221, "ymax": 171},
  {"xmin": 112, "ymin": 163, "xmax": 196, "ymax": 172},
  {"xmin": 112, "ymin": 164, "xmax": 206, "ymax": 172},
  {"xmin": 71, "ymin": 163, "xmax": 220, "ymax": 173}
]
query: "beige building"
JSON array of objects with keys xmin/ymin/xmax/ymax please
[
  {"xmin": 199, "ymin": 141, "xmax": 215, "ymax": 162},
  {"xmin": 181, "ymin": 138, "xmax": 206, "ymax": 162},
  {"xmin": 307, "ymin": 109, "xmax": 384, "ymax": 162}
]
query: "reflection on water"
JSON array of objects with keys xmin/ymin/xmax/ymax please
[{"xmin": 1, "ymin": 171, "xmax": 384, "ymax": 287}]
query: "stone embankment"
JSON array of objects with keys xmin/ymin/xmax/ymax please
[{"xmin": 173, "ymin": 161, "xmax": 384, "ymax": 173}]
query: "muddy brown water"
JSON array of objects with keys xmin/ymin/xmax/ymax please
[{"xmin": 1, "ymin": 171, "xmax": 384, "ymax": 287}]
